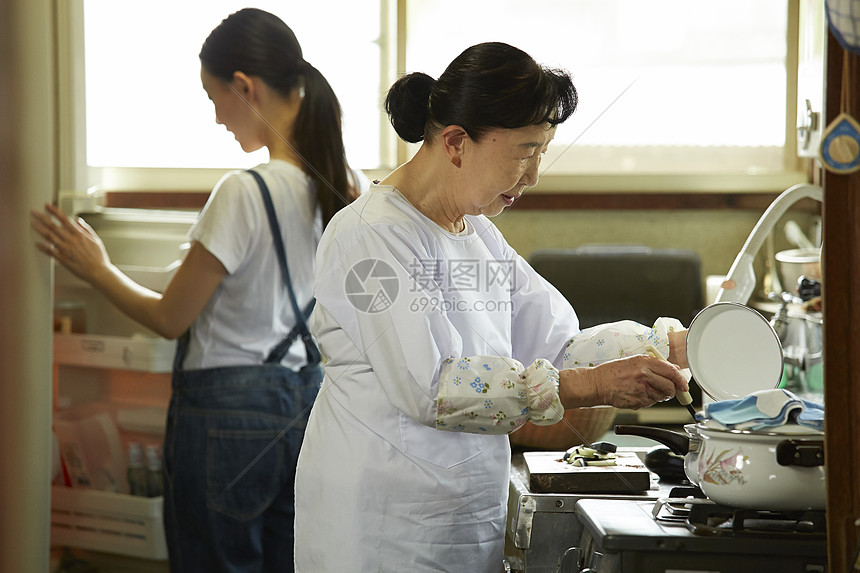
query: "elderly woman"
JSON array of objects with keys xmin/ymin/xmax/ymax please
[{"xmin": 294, "ymin": 42, "xmax": 689, "ymax": 572}]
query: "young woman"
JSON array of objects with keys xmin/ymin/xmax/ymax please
[
  {"xmin": 32, "ymin": 9, "xmax": 361, "ymax": 572},
  {"xmin": 293, "ymin": 42, "xmax": 689, "ymax": 572}
]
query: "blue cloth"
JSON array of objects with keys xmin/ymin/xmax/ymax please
[
  {"xmin": 161, "ymin": 167, "xmax": 323, "ymax": 572},
  {"xmin": 703, "ymin": 388, "xmax": 824, "ymax": 431},
  {"xmin": 163, "ymin": 360, "xmax": 323, "ymax": 573}
]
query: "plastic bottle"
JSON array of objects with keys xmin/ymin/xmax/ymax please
[
  {"xmin": 126, "ymin": 441, "xmax": 148, "ymax": 496},
  {"xmin": 144, "ymin": 443, "xmax": 163, "ymax": 498}
]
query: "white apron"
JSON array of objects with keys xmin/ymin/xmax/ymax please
[
  {"xmin": 294, "ymin": 186, "xmax": 682, "ymax": 571},
  {"xmin": 294, "ymin": 186, "xmax": 576, "ymax": 572}
]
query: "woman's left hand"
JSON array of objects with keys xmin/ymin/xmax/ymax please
[{"xmin": 30, "ymin": 203, "xmax": 112, "ymax": 284}]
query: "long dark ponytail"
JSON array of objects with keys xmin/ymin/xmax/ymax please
[{"xmin": 199, "ymin": 8, "xmax": 354, "ymax": 227}]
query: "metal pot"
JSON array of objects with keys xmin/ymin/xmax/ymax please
[
  {"xmin": 776, "ymin": 247, "xmax": 821, "ymax": 294},
  {"xmin": 615, "ymin": 423, "xmax": 825, "ymax": 510},
  {"xmin": 627, "ymin": 302, "xmax": 827, "ymax": 510}
]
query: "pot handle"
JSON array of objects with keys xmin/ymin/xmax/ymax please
[
  {"xmin": 776, "ymin": 439, "xmax": 825, "ymax": 467},
  {"xmin": 614, "ymin": 424, "xmax": 690, "ymax": 455}
]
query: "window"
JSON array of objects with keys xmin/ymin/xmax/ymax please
[
  {"xmin": 406, "ymin": 0, "xmax": 806, "ymax": 189},
  {"xmin": 82, "ymin": 0, "xmax": 384, "ymax": 173},
  {"xmin": 70, "ymin": 0, "xmax": 808, "ymax": 193}
]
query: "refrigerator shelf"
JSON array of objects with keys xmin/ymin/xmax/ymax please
[
  {"xmin": 51, "ymin": 486, "xmax": 167, "ymax": 560},
  {"xmin": 54, "ymin": 333, "xmax": 175, "ymax": 373},
  {"xmin": 55, "ymin": 260, "xmax": 181, "ymax": 292}
]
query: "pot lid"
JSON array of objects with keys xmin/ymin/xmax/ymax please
[{"xmin": 686, "ymin": 302, "xmax": 784, "ymax": 401}]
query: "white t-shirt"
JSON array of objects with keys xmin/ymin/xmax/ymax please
[{"xmin": 183, "ymin": 160, "xmax": 322, "ymax": 370}]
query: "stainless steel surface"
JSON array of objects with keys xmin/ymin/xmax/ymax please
[
  {"xmin": 505, "ymin": 451, "xmax": 678, "ymax": 573},
  {"xmin": 769, "ymin": 294, "xmax": 824, "ymax": 393}
]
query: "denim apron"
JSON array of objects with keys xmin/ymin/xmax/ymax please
[{"xmin": 162, "ymin": 170, "xmax": 322, "ymax": 573}]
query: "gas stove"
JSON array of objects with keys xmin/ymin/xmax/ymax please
[
  {"xmin": 505, "ymin": 453, "xmax": 828, "ymax": 573},
  {"xmin": 574, "ymin": 495, "xmax": 827, "ymax": 572},
  {"xmin": 652, "ymin": 489, "xmax": 827, "ymax": 537}
]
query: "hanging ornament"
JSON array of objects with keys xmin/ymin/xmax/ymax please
[
  {"xmin": 825, "ymin": 0, "xmax": 860, "ymax": 55},
  {"xmin": 819, "ymin": 56, "xmax": 860, "ymax": 173}
]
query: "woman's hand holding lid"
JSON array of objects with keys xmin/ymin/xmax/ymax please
[{"xmin": 559, "ymin": 354, "xmax": 689, "ymax": 411}]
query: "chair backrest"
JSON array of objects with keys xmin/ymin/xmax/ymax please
[{"xmin": 529, "ymin": 245, "xmax": 704, "ymax": 329}]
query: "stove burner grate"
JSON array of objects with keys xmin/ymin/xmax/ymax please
[
  {"xmin": 650, "ymin": 486, "xmax": 711, "ymax": 525},
  {"xmin": 685, "ymin": 504, "xmax": 827, "ymax": 538}
]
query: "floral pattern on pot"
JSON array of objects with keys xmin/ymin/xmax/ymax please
[{"xmin": 699, "ymin": 447, "xmax": 748, "ymax": 486}]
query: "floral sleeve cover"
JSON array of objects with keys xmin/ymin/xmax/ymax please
[
  {"xmin": 562, "ymin": 317, "xmax": 686, "ymax": 368},
  {"xmin": 435, "ymin": 357, "xmax": 563, "ymax": 434},
  {"xmin": 435, "ymin": 318, "xmax": 687, "ymax": 434}
]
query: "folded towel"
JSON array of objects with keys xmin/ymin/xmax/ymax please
[
  {"xmin": 704, "ymin": 388, "xmax": 824, "ymax": 431},
  {"xmin": 796, "ymin": 400, "xmax": 825, "ymax": 430}
]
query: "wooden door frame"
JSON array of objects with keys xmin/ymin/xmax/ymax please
[{"xmin": 822, "ymin": 34, "xmax": 860, "ymax": 572}]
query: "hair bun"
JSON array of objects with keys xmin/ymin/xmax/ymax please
[{"xmin": 384, "ymin": 72, "xmax": 435, "ymax": 143}]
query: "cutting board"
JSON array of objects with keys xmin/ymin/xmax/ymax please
[{"xmin": 523, "ymin": 450, "xmax": 651, "ymax": 494}]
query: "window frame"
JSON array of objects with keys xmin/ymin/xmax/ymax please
[{"xmin": 55, "ymin": 0, "xmax": 810, "ymax": 199}]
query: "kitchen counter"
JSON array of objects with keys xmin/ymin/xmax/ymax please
[{"xmin": 505, "ymin": 449, "xmax": 682, "ymax": 573}]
